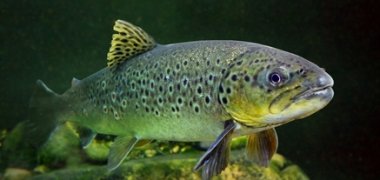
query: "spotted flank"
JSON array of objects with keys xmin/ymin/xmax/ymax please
[
  {"xmin": 29, "ymin": 20, "xmax": 334, "ymax": 180},
  {"xmin": 107, "ymin": 20, "xmax": 156, "ymax": 68}
]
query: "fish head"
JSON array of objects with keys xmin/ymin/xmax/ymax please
[{"xmin": 220, "ymin": 46, "xmax": 334, "ymax": 127}]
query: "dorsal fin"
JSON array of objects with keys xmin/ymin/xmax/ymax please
[{"xmin": 107, "ymin": 20, "xmax": 156, "ymax": 68}]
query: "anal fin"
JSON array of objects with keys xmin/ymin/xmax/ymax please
[
  {"xmin": 194, "ymin": 120, "xmax": 236, "ymax": 180},
  {"xmin": 107, "ymin": 136, "xmax": 139, "ymax": 171},
  {"xmin": 246, "ymin": 128, "xmax": 278, "ymax": 166}
]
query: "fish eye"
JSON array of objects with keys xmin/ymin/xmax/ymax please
[
  {"xmin": 267, "ymin": 67, "xmax": 288, "ymax": 87},
  {"xmin": 269, "ymin": 73, "xmax": 281, "ymax": 84}
]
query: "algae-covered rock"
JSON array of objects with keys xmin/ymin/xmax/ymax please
[
  {"xmin": 1, "ymin": 122, "xmax": 309, "ymax": 180},
  {"xmin": 32, "ymin": 150, "xmax": 308, "ymax": 180},
  {"xmin": 29, "ymin": 151, "xmax": 308, "ymax": 180}
]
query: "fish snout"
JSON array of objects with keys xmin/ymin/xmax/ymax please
[{"xmin": 316, "ymin": 71, "xmax": 334, "ymax": 88}]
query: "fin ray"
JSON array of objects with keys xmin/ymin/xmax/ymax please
[
  {"xmin": 107, "ymin": 20, "xmax": 156, "ymax": 68},
  {"xmin": 246, "ymin": 128, "xmax": 278, "ymax": 166},
  {"xmin": 194, "ymin": 120, "xmax": 236, "ymax": 179},
  {"xmin": 107, "ymin": 136, "xmax": 139, "ymax": 171}
]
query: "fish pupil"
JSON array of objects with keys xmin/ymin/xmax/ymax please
[{"xmin": 270, "ymin": 73, "xmax": 281, "ymax": 83}]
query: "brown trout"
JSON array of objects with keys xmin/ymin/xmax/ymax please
[{"xmin": 29, "ymin": 20, "xmax": 334, "ymax": 179}]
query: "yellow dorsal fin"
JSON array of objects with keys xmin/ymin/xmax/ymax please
[{"xmin": 107, "ymin": 20, "xmax": 156, "ymax": 68}]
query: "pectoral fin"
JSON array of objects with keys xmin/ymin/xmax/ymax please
[
  {"xmin": 107, "ymin": 136, "xmax": 139, "ymax": 171},
  {"xmin": 194, "ymin": 120, "xmax": 236, "ymax": 180},
  {"xmin": 77, "ymin": 127, "xmax": 97, "ymax": 149},
  {"xmin": 246, "ymin": 128, "xmax": 278, "ymax": 166}
]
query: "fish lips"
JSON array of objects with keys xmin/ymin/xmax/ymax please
[
  {"xmin": 268, "ymin": 83, "xmax": 334, "ymax": 115},
  {"xmin": 293, "ymin": 85, "xmax": 334, "ymax": 102}
]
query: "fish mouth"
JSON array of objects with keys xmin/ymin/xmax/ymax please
[{"xmin": 293, "ymin": 84, "xmax": 334, "ymax": 101}]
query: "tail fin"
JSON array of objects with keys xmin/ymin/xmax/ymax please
[{"xmin": 26, "ymin": 80, "xmax": 65, "ymax": 148}]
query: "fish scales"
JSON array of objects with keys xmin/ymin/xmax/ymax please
[{"xmin": 66, "ymin": 41, "xmax": 252, "ymax": 141}]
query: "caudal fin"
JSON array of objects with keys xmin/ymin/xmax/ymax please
[{"xmin": 26, "ymin": 80, "xmax": 65, "ymax": 148}]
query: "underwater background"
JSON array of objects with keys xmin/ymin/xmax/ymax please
[{"xmin": 0, "ymin": 0, "xmax": 378, "ymax": 179}]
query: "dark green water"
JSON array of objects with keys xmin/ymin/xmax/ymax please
[{"xmin": 0, "ymin": 0, "xmax": 378, "ymax": 179}]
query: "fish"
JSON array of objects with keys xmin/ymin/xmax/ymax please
[{"xmin": 28, "ymin": 20, "xmax": 334, "ymax": 179}]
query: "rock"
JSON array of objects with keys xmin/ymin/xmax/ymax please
[{"xmin": 1, "ymin": 122, "xmax": 309, "ymax": 180}]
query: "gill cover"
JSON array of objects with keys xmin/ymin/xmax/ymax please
[{"xmin": 218, "ymin": 50, "xmax": 283, "ymax": 127}]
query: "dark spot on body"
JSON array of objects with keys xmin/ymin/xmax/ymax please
[
  {"xmin": 244, "ymin": 75, "xmax": 250, "ymax": 82},
  {"xmin": 194, "ymin": 106, "xmax": 199, "ymax": 113},
  {"xmin": 197, "ymin": 86, "xmax": 202, "ymax": 94},
  {"xmin": 219, "ymin": 85, "xmax": 224, "ymax": 93},
  {"xmin": 169, "ymin": 86, "xmax": 173, "ymax": 92},
  {"xmin": 205, "ymin": 96, "xmax": 211, "ymax": 104},
  {"xmin": 226, "ymin": 87, "xmax": 232, "ymax": 94},
  {"xmin": 150, "ymin": 82, "xmax": 154, "ymax": 89},
  {"xmin": 222, "ymin": 97, "xmax": 228, "ymax": 104},
  {"xmin": 208, "ymin": 74, "xmax": 213, "ymax": 81},
  {"xmin": 177, "ymin": 97, "xmax": 183, "ymax": 104},
  {"xmin": 231, "ymin": 74, "xmax": 238, "ymax": 81},
  {"xmin": 183, "ymin": 79, "xmax": 188, "ymax": 86}
]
